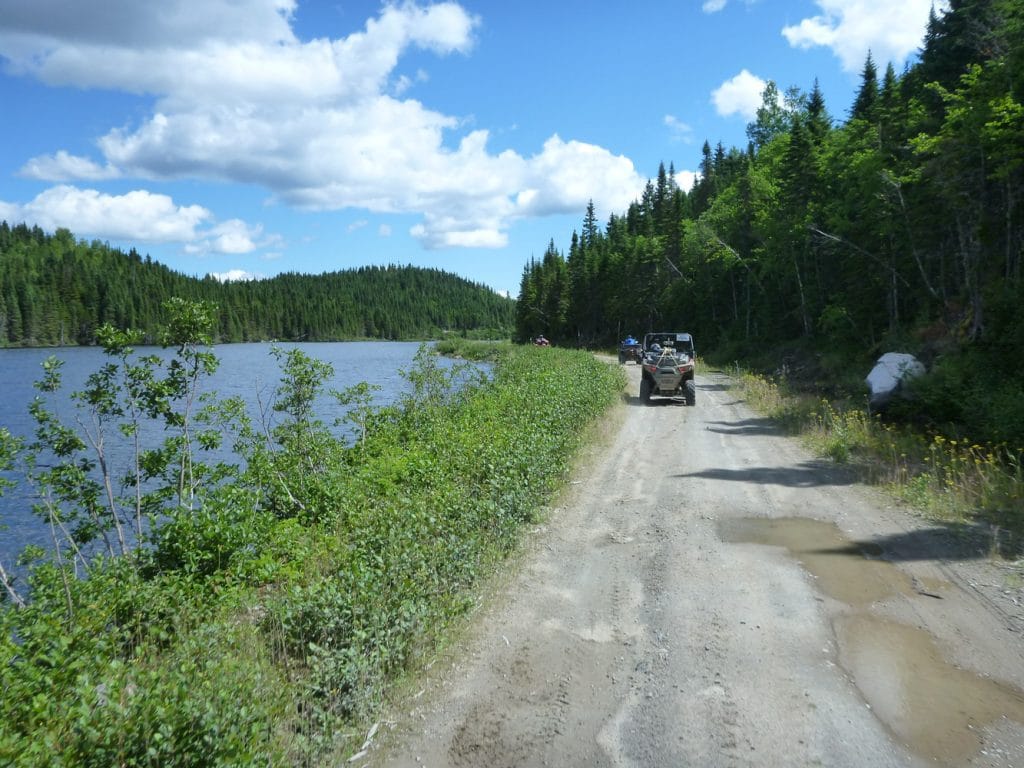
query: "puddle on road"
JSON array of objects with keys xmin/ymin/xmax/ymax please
[
  {"xmin": 837, "ymin": 613, "xmax": 1024, "ymax": 765},
  {"xmin": 718, "ymin": 516, "xmax": 1024, "ymax": 765},
  {"xmin": 717, "ymin": 517, "xmax": 920, "ymax": 607}
]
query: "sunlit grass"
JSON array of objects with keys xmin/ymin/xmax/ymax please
[
  {"xmin": 432, "ymin": 337, "xmax": 511, "ymax": 361},
  {"xmin": 732, "ymin": 371, "xmax": 1024, "ymax": 555},
  {"xmin": 736, "ymin": 371, "xmax": 820, "ymax": 433}
]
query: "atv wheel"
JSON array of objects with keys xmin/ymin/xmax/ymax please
[
  {"xmin": 685, "ymin": 379, "xmax": 696, "ymax": 406},
  {"xmin": 640, "ymin": 377, "xmax": 652, "ymax": 404}
]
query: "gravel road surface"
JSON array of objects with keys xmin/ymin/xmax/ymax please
[{"xmin": 369, "ymin": 364, "xmax": 1024, "ymax": 768}]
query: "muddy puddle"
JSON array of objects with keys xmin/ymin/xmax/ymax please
[
  {"xmin": 719, "ymin": 517, "xmax": 923, "ymax": 606},
  {"xmin": 718, "ymin": 516, "xmax": 1024, "ymax": 766}
]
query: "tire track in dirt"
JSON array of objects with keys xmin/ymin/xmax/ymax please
[{"xmin": 371, "ymin": 365, "xmax": 1023, "ymax": 768}]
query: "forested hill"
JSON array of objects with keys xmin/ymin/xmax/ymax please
[
  {"xmin": 0, "ymin": 222, "xmax": 515, "ymax": 345},
  {"xmin": 516, "ymin": 0, "xmax": 1024, "ymax": 443}
]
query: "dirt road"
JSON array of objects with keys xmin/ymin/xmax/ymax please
[{"xmin": 370, "ymin": 365, "xmax": 1024, "ymax": 767}]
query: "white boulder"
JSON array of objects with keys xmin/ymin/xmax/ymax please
[{"xmin": 866, "ymin": 352, "xmax": 925, "ymax": 411}]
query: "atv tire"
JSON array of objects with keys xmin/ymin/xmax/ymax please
[
  {"xmin": 685, "ymin": 379, "xmax": 696, "ymax": 406},
  {"xmin": 640, "ymin": 377, "xmax": 652, "ymax": 404}
]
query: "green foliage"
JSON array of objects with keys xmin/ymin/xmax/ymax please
[
  {"xmin": 0, "ymin": 223, "xmax": 515, "ymax": 347},
  {"xmin": 0, "ymin": 562, "xmax": 289, "ymax": 767},
  {"xmin": 897, "ymin": 350, "xmax": 1024, "ymax": 445},
  {"xmin": 733, "ymin": 371, "xmax": 1024, "ymax": 545},
  {"xmin": 2, "ymin": 321, "xmax": 624, "ymax": 765},
  {"xmin": 18, "ymin": 299, "xmax": 230, "ymax": 575},
  {"xmin": 432, "ymin": 337, "xmax": 510, "ymax": 361},
  {"xmin": 0, "ymin": 427, "xmax": 18, "ymax": 497},
  {"xmin": 516, "ymin": 0, "xmax": 1024, "ymax": 446},
  {"xmin": 269, "ymin": 345, "xmax": 334, "ymax": 454}
]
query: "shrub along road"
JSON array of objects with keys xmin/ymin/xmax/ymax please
[{"xmin": 372, "ymin": 362, "xmax": 1024, "ymax": 767}]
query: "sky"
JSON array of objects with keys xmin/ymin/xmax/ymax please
[{"xmin": 0, "ymin": 0, "xmax": 945, "ymax": 298}]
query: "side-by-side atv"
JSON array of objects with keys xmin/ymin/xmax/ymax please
[
  {"xmin": 618, "ymin": 339, "xmax": 643, "ymax": 364},
  {"xmin": 639, "ymin": 332, "xmax": 696, "ymax": 406}
]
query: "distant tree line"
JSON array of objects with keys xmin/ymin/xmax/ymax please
[
  {"xmin": 515, "ymin": 0, "xmax": 1024, "ymax": 442},
  {"xmin": 0, "ymin": 223, "xmax": 515, "ymax": 346}
]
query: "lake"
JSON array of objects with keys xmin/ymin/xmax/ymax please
[{"xmin": 0, "ymin": 341, "xmax": 462, "ymax": 567}]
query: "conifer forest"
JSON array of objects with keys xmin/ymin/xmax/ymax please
[
  {"xmin": 515, "ymin": 0, "xmax": 1024, "ymax": 443},
  {"xmin": 0, "ymin": 223, "xmax": 515, "ymax": 345}
]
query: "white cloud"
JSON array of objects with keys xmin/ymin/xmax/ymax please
[
  {"xmin": 515, "ymin": 136, "xmax": 643, "ymax": 220},
  {"xmin": 412, "ymin": 220, "xmax": 508, "ymax": 249},
  {"xmin": 711, "ymin": 69, "xmax": 767, "ymax": 120},
  {"xmin": 674, "ymin": 170, "xmax": 699, "ymax": 193},
  {"xmin": 782, "ymin": 0, "xmax": 947, "ymax": 74},
  {"xmin": 0, "ymin": 185, "xmax": 276, "ymax": 257},
  {"xmin": 702, "ymin": 0, "xmax": 728, "ymax": 12},
  {"xmin": 209, "ymin": 269, "xmax": 264, "ymax": 282},
  {"xmin": 19, "ymin": 150, "xmax": 121, "ymax": 181},
  {"xmin": 0, "ymin": 185, "xmax": 210, "ymax": 241},
  {"xmin": 0, "ymin": 0, "xmax": 297, "ymax": 50},
  {"xmin": 186, "ymin": 219, "xmax": 283, "ymax": 255},
  {"xmin": 0, "ymin": 1, "xmax": 644, "ymax": 251},
  {"xmin": 664, "ymin": 115, "xmax": 694, "ymax": 143},
  {"xmin": 0, "ymin": 202, "xmax": 20, "ymax": 225},
  {"xmin": 393, "ymin": 68, "xmax": 429, "ymax": 96},
  {"xmin": 208, "ymin": 219, "xmax": 267, "ymax": 254},
  {"xmin": 0, "ymin": 2, "xmax": 476, "ymax": 108}
]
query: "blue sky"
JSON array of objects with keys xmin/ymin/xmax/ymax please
[{"xmin": 0, "ymin": 0, "xmax": 943, "ymax": 297}]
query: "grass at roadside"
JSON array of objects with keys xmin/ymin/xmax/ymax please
[
  {"xmin": 432, "ymin": 337, "xmax": 510, "ymax": 361},
  {"xmin": 731, "ymin": 369, "xmax": 1024, "ymax": 559},
  {"xmin": 0, "ymin": 339, "xmax": 626, "ymax": 767}
]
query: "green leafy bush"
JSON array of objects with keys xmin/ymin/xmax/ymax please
[{"xmin": 1, "ymin": 319, "xmax": 624, "ymax": 766}]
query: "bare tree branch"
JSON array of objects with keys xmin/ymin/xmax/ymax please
[
  {"xmin": 697, "ymin": 223, "xmax": 768, "ymax": 294},
  {"xmin": 879, "ymin": 172, "xmax": 941, "ymax": 299},
  {"xmin": 807, "ymin": 226, "xmax": 913, "ymax": 289},
  {"xmin": 0, "ymin": 560, "xmax": 25, "ymax": 608}
]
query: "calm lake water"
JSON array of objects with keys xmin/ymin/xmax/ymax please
[{"xmin": 0, "ymin": 341, "xmax": 461, "ymax": 567}]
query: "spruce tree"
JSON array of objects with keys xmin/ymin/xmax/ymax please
[{"xmin": 851, "ymin": 51, "xmax": 879, "ymax": 121}]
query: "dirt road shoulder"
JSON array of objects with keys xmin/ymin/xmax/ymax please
[{"xmin": 370, "ymin": 365, "xmax": 1024, "ymax": 768}]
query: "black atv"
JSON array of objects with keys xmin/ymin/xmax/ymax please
[{"xmin": 639, "ymin": 332, "xmax": 696, "ymax": 406}]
